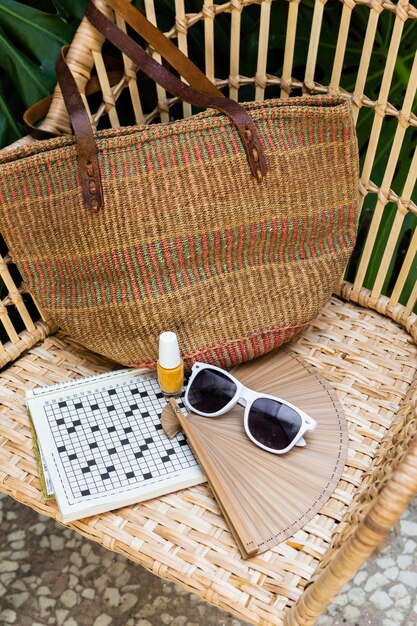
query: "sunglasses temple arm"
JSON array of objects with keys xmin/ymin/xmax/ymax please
[{"xmin": 295, "ymin": 436, "xmax": 306, "ymax": 447}]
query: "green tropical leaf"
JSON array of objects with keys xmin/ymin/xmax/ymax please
[
  {"xmin": 0, "ymin": 78, "xmax": 21, "ymax": 146},
  {"xmin": 0, "ymin": 0, "xmax": 74, "ymax": 74},
  {"xmin": 0, "ymin": 24, "xmax": 53, "ymax": 105},
  {"xmin": 52, "ymin": 0, "xmax": 88, "ymax": 21},
  {"xmin": 0, "ymin": 1, "xmax": 79, "ymax": 147}
]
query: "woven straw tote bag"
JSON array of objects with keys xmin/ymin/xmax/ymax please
[
  {"xmin": 0, "ymin": 0, "xmax": 359, "ymax": 369},
  {"xmin": 0, "ymin": 0, "xmax": 416, "ymax": 624}
]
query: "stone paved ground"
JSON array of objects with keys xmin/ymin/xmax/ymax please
[{"xmin": 0, "ymin": 493, "xmax": 416, "ymax": 626}]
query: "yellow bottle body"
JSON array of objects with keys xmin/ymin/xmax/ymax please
[{"xmin": 157, "ymin": 360, "xmax": 184, "ymax": 396}]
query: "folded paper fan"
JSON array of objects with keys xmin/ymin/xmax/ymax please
[
  {"xmin": 175, "ymin": 348, "xmax": 348, "ymax": 558},
  {"xmin": 161, "ymin": 398, "xmax": 183, "ymax": 439}
]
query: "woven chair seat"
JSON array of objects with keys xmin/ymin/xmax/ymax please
[{"xmin": 1, "ymin": 294, "xmax": 416, "ymax": 625}]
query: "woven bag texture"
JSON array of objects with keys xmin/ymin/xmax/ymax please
[{"xmin": 0, "ymin": 95, "xmax": 359, "ymax": 369}]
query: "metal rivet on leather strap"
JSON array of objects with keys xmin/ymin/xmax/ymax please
[
  {"xmin": 252, "ymin": 148, "xmax": 259, "ymax": 163},
  {"xmin": 89, "ymin": 180, "xmax": 97, "ymax": 194},
  {"xmin": 86, "ymin": 162, "xmax": 94, "ymax": 177},
  {"xmin": 90, "ymin": 198, "xmax": 99, "ymax": 211}
]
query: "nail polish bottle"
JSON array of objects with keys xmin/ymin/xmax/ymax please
[{"xmin": 157, "ymin": 332, "xmax": 184, "ymax": 397}]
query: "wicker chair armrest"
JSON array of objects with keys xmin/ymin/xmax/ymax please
[{"xmin": 287, "ymin": 404, "xmax": 417, "ymax": 626}]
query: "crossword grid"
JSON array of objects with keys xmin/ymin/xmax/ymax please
[{"xmin": 46, "ymin": 378, "xmax": 197, "ymax": 500}]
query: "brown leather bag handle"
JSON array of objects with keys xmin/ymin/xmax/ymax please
[
  {"xmin": 85, "ymin": 3, "xmax": 267, "ymax": 173},
  {"xmin": 103, "ymin": 0, "xmax": 223, "ymax": 99},
  {"xmin": 23, "ymin": 96, "xmax": 56, "ymax": 140},
  {"xmin": 56, "ymin": 46, "xmax": 105, "ymax": 211},
  {"xmin": 56, "ymin": 0, "xmax": 268, "ymax": 210}
]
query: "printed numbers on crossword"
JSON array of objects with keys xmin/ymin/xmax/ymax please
[{"xmin": 46, "ymin": 378, "xmax": 196, "ymax": 499}]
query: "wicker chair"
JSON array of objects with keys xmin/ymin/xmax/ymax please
[{"xmin": 1, "ymin": 1, "xmax": 416, "ymax": 624}]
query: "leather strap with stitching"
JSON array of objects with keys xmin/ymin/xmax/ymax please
[
  {"xmin": 55, "ymin": 0, "xmax": 268, "ymax": 210},
  {"xmin": 56, "ymin": 46, "xmax": 104, "ymax": 211}
]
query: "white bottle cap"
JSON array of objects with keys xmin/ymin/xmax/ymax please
[{"xmin": 158, "ymin": 332, "xmax": 181, "ymax": 369}]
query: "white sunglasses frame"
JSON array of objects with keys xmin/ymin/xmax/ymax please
[{"xmin": 184, "ymin": 362, "xmax": 317, "ymax": 455}]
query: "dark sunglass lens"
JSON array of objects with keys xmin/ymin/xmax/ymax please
[
  {"xmin": 187, "ymin": 369, "xmax": 237, "ymax": 414},
  {"xmin": 247, "ymin": 399, "xmax": 302, "ymax": 450}
]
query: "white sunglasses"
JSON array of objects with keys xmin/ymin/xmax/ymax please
[{"xmin": 184, "ymin": 362, "xmax": 317, "ymax": 455}]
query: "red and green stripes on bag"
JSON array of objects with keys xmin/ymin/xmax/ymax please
[
  {"xmin": 0, "ymin": 105, "xmax": 352, "ymax": 205},
  {"xmin": 0, "ymin": 96, "xmax": 359, "ymax": 368},
  {"xmin": 20, "ymin": 201, "xmax": 357, "ymax": 310},
  {"xmin": 178, "ymin": 324, "xmax": 306, "ymax": 371}
]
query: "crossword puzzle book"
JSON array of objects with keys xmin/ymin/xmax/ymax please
[{"xmin": 26, "ymin": 370, "xmax": 205, "ymax": 523}]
